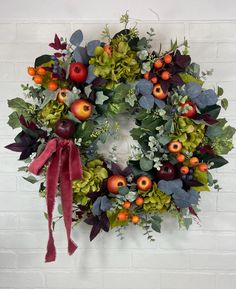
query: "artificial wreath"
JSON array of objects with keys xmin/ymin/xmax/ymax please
[{"xmin": 6, "ymin": 13, "xmax": 235, "ymax": 262}]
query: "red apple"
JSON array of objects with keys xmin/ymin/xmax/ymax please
[
  {"xmin": 157, "ymin": 162, "xmax": 176, "ymax": 180},
  {"xmin": 54, "ymin": 119, "xmax": 76, "ymax": 139},
  {"xmin": 136, "ymin": 176, "xmax": 152, "ymax": 191},
  {"xmin": 107, "ymin": 175, "xmax": 127, "ymax": 194},
  {"xmin": 70, "ymin": 99, "xmax": 93, "ymax": 121},
  {"xmin": 69, "ymin": 62, "xmax": 88, "ymax": 83},
  {"xmin": 180, "ymin": 101, "xmax": 197, "ymax": 118}
]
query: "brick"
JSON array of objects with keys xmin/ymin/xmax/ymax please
[
  {"xmin": 161, "ymin": 272, "xmax": 215, "ymax": 289},
  {"xmin": 0, "ymin": 154, "xmax": 21, "ymax": 173},
  {"xmin": 46, "ymin": 271, "xmax": 103, "ymax": 288},
  {"xmin": 0, "ymin": 271, "xmax": 44, "ymax": 288},
  {"xmin": 0, "ymin": 120, "xmax": 20, "ymax": 137},
  {"xmin": 133, "ymin": 252, "xmax": 188, "ymax": 269},
  {"xmin": 0, "ymin": 82, "xmax": 22, "ymax": 97},
  {"xmin": 18, "ymin": 212, "xmax": 47, "ymax": 230},
  {"xmin": 217, "ymin": 43, "xmax": 236, "ymax": 60},
  {"xmin": 198, "ymin": 62, "xmax": 236, "ymax": 81},
  {"xmin": 0, "ymin": 252, "xmax": 17, "ymax": 268},
  {"xmin": 189, "ymin": 22, "xmax": 236, "ymax": 41},
  {"xmin": 14, "ymin": 62, "xmax": 32, "ymax": 82},
  {"xmin": 217, "ymin": 274, "xmax": 236, "ymax": 289},
  {"xmin": 103, "ymin": 271, "xmax": 161, "ymax": 289},
  {"xmin": 216, "ymin": 233, "xmax": 236, "ymax": 251},
  {"xmin": 0, "ymin": 43, "xmax": 44, "ymax": 62},
  {"xmin": 0, "ymin": 62, "xmax": 15, "ymax": 81},
  {"xmin": 0, "ymin": 213, "xmax": 17, "ymax": 230},
  {"xmin": 199, "ymin": 192, "xmax": 217, "ymax": 212},
  {"xmin": 0, "ymin": 23, "xmax": 16, "ymax": 42},
  {"xmin": 190, "ymin": 253, "xmax": 236, "ymax": 270},
  {"xmin": 217, "ymin": 193, "xmax": 236, "ymax": 211},
  {"xmin": 0, "ymin": 175, "xmax": 17, "ymax": 191},
  {"xmin": 16, "ymin": 23, "xmax": 71, "ymax": 43},
  {"xmin": 189, "ymin": 43, "xmax": 217, "ymax": 61}
]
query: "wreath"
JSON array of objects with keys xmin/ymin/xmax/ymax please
[{"xmin": 6, "ymin": 13, "xmax": 235, "ymax": 262}]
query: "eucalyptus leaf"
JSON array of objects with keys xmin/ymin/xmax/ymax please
[
  {"xmin": 221, "ymin": 98, "xmax": 228, "ymax": 110},
  {"xmin": 70, "ymin": 29, "xmax": 83, "ymax": 47},
  {"xmin": 139, "ymin": 157, "xmax": 153, "ymax": 171},
  {"xmin": 139, "ymin": 95, "xmax": 154, "ymax": 109},
  {"xmin": 87, "ymin": 40, "xmax": 101, "ymax": 56}
]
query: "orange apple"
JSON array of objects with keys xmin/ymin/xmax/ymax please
[
  {"xmin": 57, "ymin": 88, "xmax": 68, "ymax": 103},
  {"xmin": 136, "ymin": 176, "xmax": 152, "ymax": 191},
  {"xmin": 107, "ymin": 175, "xmax": 127, "ymax": 194},
  {"xmin": 152, "ymin": 84, "xmax": 167, "ymax": 100},
  {"xmin": 70, "ymin": 99, "xmax": 93, "ymax": 121}
]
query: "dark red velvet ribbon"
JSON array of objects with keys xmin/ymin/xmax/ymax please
[{"xmin": 28, "ymin": 138, "xmax": 83, "ymax": 262}]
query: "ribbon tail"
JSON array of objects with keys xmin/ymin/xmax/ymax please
[
  {"xmin": 60, "ymin": 147, "xmax": 78, "ymax": 256},
  {"xmin": 45, "ymin": 147, "xmax": 61, "ymax": 263}
]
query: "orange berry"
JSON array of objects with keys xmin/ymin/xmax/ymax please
[
  {"xmin": 143, "ymin": 72, "xmax": 149, "ymax": 80},
  {"xmin": 161, "ymin": 71, "xmax": 170, "ymax": 80},
  {"xmin": 117, "ymin": 211, "xmax": 128, "ymax": 221},
  {"xmin": 198, "ymin": 163, "xmax": 208, "ymax": 172},
  {"xmin": 190, "ymin": 157, "xmax": 199, "ymax": 166},
  {"xmin": 131, "ymin": 215, "xmax": 140, "ymax": 224},
  {"xmin": 27, "ymin": 67, "xmax": 36, "ymax": 76},
  {"xmin": 180, "ymin": 166, "xmax": 189, "ymax": 175},
  {"xmin": 154, "ymin": 59, "xmax": 163, "ymax": 69},
  {"xmin": 37, "ymin": 66, "xmax": 46, "ymax": 76},
  {"xmin": 48, "ymin": 81, "xmax": 58, "ymax": 91},
  {"xmin": 163, "ymin": 54, "xmax": 172, "ymax": 64},
  {"xmin": 122, "ymin": 201, "xmax": 131, "ymax": 209},
  {"xmin": 135, "ymin": 197, "xmax": 144, "ymax": 206},
  {"xmin": 151, "ymin": 76, "xmax": 158, "ymax": 84},
  {"xmin": 33, "ymin": 75, "xmax": 43, "ymax": 84},
  {"xmin": 176, "ymin": 154, "xmax": 185, "ymax": 162}
]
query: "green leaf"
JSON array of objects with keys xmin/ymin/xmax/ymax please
[
  {"xmin": 217, "ymin": 86, "xmax": 224, "ymax": 96},
  {"xmin": 139, "ymin": 157, "xmax": 153, "ymax": 172},
  {"xmin": 34, "ymin": 54, "xmax": 51, "ymax": 67},
  {"xmin": 23, "ymin": 175, "xmax": 38, "ymax": 184},
  {"xmin": 118, "ymin": 186, "xmax": 129, "ymax": 195},
  {"xmin": 8, "ymin": 97, "xmax": 31, "ymax": 112},
  {"xmin": 183, "ymin": 218, "xmax": 192, "ymax": 230},
  {"xmin": 151, "ymin": 215, "xmax": 162, "ymax": 233},
  {"xmin": 67, "ymin": 111, "xmax": 81, "ymax": 123},
  {"xmin": 41, "ymin": 90, "xmax": 57, "ymax": 108},
  {"xmin": 64, "ymin": 91, "xmax": 79, "ymax": 107},
  {"xmin": 95, "ymin": 91, "xmax": 109, "ymax": 105},
  {"xmin": 179, "ymin": 73, "xmax": 204, "ymax": 85},
  {"xmin": 201, "ymin": 155, "xmax": 228, "ymax": 169},
  {"xmin": 221, "ymin": 98, "xmax": 228, "ymax": 110},
  {"xmin": 8, "ymin": 111, "xmax": 20, "ymax": 129},
  {"xmin": 44, "ymin": 212, "xmax": 48, "ymax": 220},
  {"xmin": 18, "ymin": 166, "xmax": 28, "ymax": 172}
]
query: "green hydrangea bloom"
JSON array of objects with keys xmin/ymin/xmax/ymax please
[
  {"xmin": 38, "ymin": 100, "xmax": 64, "ymax": 127},
  {"xmin": 89, "ymin": 41, "xmax": 141, "ymax": 84},
  {"xmin": 140, "ymin": 183, "xmax": 171, "ymax": 212},
  {"xmin": 72, "ymin": 159, "xmax": 108, "ymax": 206},
  {"xmin": 172, "ymin": 116, "xmax": 205, "ymax": 153}
]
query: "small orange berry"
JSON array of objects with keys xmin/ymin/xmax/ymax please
[
  {"xmin": 132, "ymin": 215, "xmax": 140, "ymax": 224},
  {"xmin": 190, "ymin": 157, "xmax": 199, "ymax": 166},
  {"xmin": 37, "ymin": 66, "xmax": 46, "ymax": 76},
  {"xmin": 176, "ymin": 154, "xmax": 185, "ymax": 162},
  {"xmin": 122, "ymin": 201, "xmax": 131, "ymax": 209},
  {"xmin": 180, "ymin": 166, "xmax": 189, "ymax": 175},
  {"xmin": 198, "ymin": 163, "xmax": 208, "ymax": 172},
  {"xmin": 154, "ymin": 59, "xmax": 163, "ymax": 69},
  {"xmin": 163, "ymin": 54, "xmax": 172, "ymax": 64},
  {"xmin": 27, "ymin": 67, "xmax": 36, "ymax": 76},
  {"xmin": 117, "ymin": 211, "xmax": 128, "ymax": 221},
  {"xmin": 135, "ymin": 197, "xmax": 144, "ymax": 206},
  {"xmin": 161, "ymin": 71, "xmax": 170, "ymax": 80},
  {"xmin": 48, "ymin": 81, "xmax": 58, "ymax": 91},
  {"xmin": 33, "ymin": 75, "xmax": 43, "ymax": 84},
  {"xmin": 143, "ymin": 72, "xmax": 149, "ymax": 80},
  {"xmin": 151, "ymin": 76, "xmax": 158, "ymax": 84}
]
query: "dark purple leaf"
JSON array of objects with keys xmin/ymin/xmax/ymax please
[
  {"xmin": 174, "ymin": 50, "xmax": 191, "ymax": 69},
  {"xmin": 111, "ymin": 162, "xmax": 123, "ymax": 175},
  {"xmin": 193, "ymin": 114, "xmax": 218, "ymax": 125},
  {"xmin": 19, "ymin": 147, "xmax": 33, "ymax": 160},
  {"xmin": 5, "ymin": 143, "xmax": 25, "ymax": 152},
  {"xmin": 189, "ymin": 206, "xmax": 199, "ymax": 219},
  {"xmin": 159, "ymin": 80, "xmax": 170, "ymax": 93},
  {"xmin": 90, "ymin": 223, "xmax": 101, "ymax": 241},
  {"xmin": 169, "ymin": 74, "xmax": 184, "ymax": 86},
  {"xmin": 84, "ymin": 215, "xmax": 99, "ymax": 226},
  {"xmin": 198, "ymin": 145, "xmax": 214, "ymax": 155},
  {"xmin": 54, "ymin": 52, "xmax": 66, "ymax": 58},
  {"xmin": 100, "ymin": 213, "xmax": 110, "ymax": 232}
]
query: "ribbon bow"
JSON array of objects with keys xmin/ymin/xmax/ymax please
[{"xmin": 28, "ymin": 138, "xmax": 83, "ymax": 262}]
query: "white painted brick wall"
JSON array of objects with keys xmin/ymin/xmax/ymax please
[{"xmin": 0, "ymin": 0, "xmax": 236, "ymax": 288}]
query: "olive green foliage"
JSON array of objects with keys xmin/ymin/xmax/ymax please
[
  {"xmin": 89, "ymin": 40, "xmax": 141, "ymax": 84},
  {"xmin": 172, "ymin": 116, "xmax": 205, "ymax": 153},
  {"xmin": 72, "ymin": 159, "xmax": 108, "ymax": 205},
  {"xmin": 38, "ymin": 100, "xmax": 64, "ymax": 127},
  {"xmin": 139, "ymin": 183, "xmax": 171, "ymax": 212}
]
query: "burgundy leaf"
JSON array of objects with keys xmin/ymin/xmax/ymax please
[
  {"xmin": 198, "ymin": 145, "xmax": 214, "ymax": 155},
  {"xmin": 193, "ymin": 114, "xmax": 218, "ymax": 125},
  {"xmin": 100, "ymin": 213, "xmax": 110, "ymax": 232},
  {"xmin": 174, "ymin": 50, "xmax": 191, "ymax": 69},
  {"xmin": 5, "ymin": 143, "xmax": 25, "ymax": 152},
  {"xmin": 90, "ymin": 222, "xmax": 101, "ymax": 241},
  {"xmin": 84, "ymin": 215, "xmax": 99, "ymax": 226},
  {"xmin": 54, "ymin": 52, "xmax": 66, "ymax": 58},
  {"xmin": 19, "ymin": 147, "xmax": 33, "ymax": 160},
  {"xmin": 189, "ymin": 207, "xmax": 199, "ymax": 219}
]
